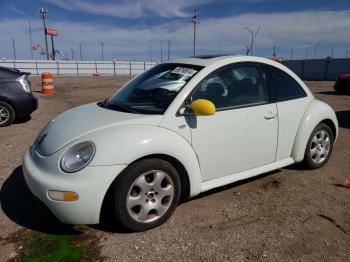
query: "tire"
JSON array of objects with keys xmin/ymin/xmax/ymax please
[
  {"xmin": 110, "ymin": 158, "xmax": 181, "ymax": 232},
  {"xmin": 303, "ymin": 123, "xmax": 334, "ymax": 169},
  {"xmin": 0, "ymin": 101, "xmax": 15, "ymax": 127}
]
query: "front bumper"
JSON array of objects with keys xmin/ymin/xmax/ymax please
[{"xmin": 23, "ymin": 149, "xmax": 126, "ymax": 224}]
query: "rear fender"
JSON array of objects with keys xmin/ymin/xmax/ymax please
[{"xmin": 291, "ymin": 99, "xmax": 338, "ymax": 162}]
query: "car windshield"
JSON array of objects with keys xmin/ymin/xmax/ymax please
[{"xmin": 106, "ymin": 63, "xmax": 203, "ymax": 114}]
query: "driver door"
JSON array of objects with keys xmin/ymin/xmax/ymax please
[{"xmin": 189, "ymin": 63, "xmax": 278, "ymax": 182}]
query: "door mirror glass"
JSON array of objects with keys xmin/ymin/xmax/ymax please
[{"xmin": 189, "ymin": 99, "xmax": 216, "ymax": 116}]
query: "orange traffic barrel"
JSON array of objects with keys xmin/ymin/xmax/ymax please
[{"xmin": 42, "ymin": 72, "xmax": 54, "ymax": 94}]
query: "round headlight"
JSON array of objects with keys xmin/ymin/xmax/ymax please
[{"xmin": 60, "ymin": 142, "xmax": 95, "ymax": 173}]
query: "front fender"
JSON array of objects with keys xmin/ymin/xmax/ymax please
[
  {"xmin": 291, "ymin": 99, "xmax": 338, "ymax": 162},
  {"xmin": 79, "ymin": 125, "xmax": 202, "ymax": 197}
]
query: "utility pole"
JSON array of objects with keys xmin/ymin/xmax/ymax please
[
  {"xmin": 99, "ymin": 42, "xmax": 105, "ymax": 61},
  {"xmin": 12, "ymin": 38, "xmax": 17, "ymax": 60},
  {"xmin": 273, "ymin": 46, "xmax": 276, "ymax": 57},
  {"xmin": 39, "ymin": 7, "xmax": 49, "ymax": 60},
  {"xmin": 191, "ymin": 8, "xmax": 200, "ymax": 56},
  {"xmin": 331, "ymin": 48, "xmax": 334, "ymax": 58},
  {"xmin": 167, "ymin": 40, "xmax": 171, "ymax": 61},
  {"xmin": 290, "ymin": 48, "xmax": 294, "ymax": 60},
  {"xmin": 346, "ymin": 49, "xmax": 348, "ymax": 58},
  {"xmin": 149, "ymin": 47, "xmax": 152, "ymax": 62},
  {"xmin": 314, "ymin": 40, "xmax": 324, "ymax": 59},
  {"xmin": 71, "ymin": 48, "xmax": 74, "ymax": 61},
  {"xmin": 79, "ymin": 44, "xmax": 83, "ymax": 61},
  {"xmin": 28, "ymin": 17, "xmax": 34, "ymax": 59},
  {"xmin": 305, "ymin": 51, "xmax": 309, "ymax": 59},
  {"xmin": 160, "ymin": 40, "xmax": 163, "ymax": 63},
  {"xmin": 244, "ymin": 26, "xmax": 260, "ymax": 56}
]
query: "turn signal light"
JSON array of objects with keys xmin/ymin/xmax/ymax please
[{"xmin": 48, "ymin": 190, "xmax": 79, "ymax": 202}]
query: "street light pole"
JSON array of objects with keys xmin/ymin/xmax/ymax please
[
  {"xmin": 160, "ymin": 40, "xmax": 163, "ymax": 63},
  {"xmin": 79, "ymin": 44, "xmax": 83, "ymax": 61},
  {"xmin": 39, "ymin": 7, "xmax": 49, "ymax": 60},
  {"xmin": 28, "ymin": 17, "xmax": 34, "ymax": 59},
  {"xmin": 191, "ymin": 8, "xmax": 200, "ymax": 56},
  {"xmin": 149, "ymin": 47, "xmax": 152, "ymax": 62},
  {"xmin": 167, "ymin": 40, "xmax": 171, "ymax": 61},
  {"xmin": 314, "ymin": 40, "xmax": 324, "ymax": 59},
  {"xmin": 12, "ymin": 38, "xmax": 17, "ymax": 60},
  {"xmin": 99, "ymin": 42, "xmax": 105, "ymax": 61}
]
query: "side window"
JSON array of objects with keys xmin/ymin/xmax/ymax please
[
  {"xmin": 191, "ymin": 64, "xmax": 269, "ymax": 110},
  {"xmin": 268, "ymin": 66, "xmax": 307, "ymax": 102}
]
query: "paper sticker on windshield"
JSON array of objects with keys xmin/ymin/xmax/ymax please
[{"xmin": 171, "ymin": 67, "xmax": 197, "ymax": 77}]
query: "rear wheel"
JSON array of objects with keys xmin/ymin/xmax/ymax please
[
  {"xmin": 0, "ymin": 101, "xmax": 15, "ymax": 127},
  {"xmin": 303, "ymin": 123, "xmax": 334, "ymax": 169},
  {"xmin": 111, "ymin": 158, "xmax": 181, "ymax": 232}
]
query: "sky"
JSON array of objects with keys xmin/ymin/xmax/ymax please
[{"xmin": 0, "ymin": 0, "xmax": 350, "ymax": 61}]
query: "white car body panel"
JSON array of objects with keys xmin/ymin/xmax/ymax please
[
  {"xmin": 291, "ymin": 99, "xmax": 338, "ymax": 162},
  {"xmin": 201, "ymin": 157, "xmax": 294, "ymax": 192},
  {"xmin": 36, "ymin": 103, "xmax": 162, "ymax": 156},
  {"xmin": 189, "ymin": 103, "xmax": 278, "ymax": 181},
  {"xmin": 22, "ymin": 55, "xmax": 339, "ymax": 225},
  {"xmin": 275, "ymin": 97, "xmax": 311, "ymax": 161}
]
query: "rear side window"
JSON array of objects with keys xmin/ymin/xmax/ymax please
[{"xmin": 267, "ymin": 66, "xmax": 306, "ymax": 102}]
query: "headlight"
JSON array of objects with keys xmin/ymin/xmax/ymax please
[
  {"xmin": 16, "ymin": 75, "xmax": 31, "ymax": 93},
  {"xmin": 60, "ymin": 142, "xmax": 95, "ymax": 173}
]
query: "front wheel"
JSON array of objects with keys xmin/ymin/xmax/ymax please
[
  {"xmin": 303, "ymin": 123, "xmax": 334, "ymax": 169},
  {"xmin": 111, "ymin": 159, "xmax": 181, "ymax": 232}
]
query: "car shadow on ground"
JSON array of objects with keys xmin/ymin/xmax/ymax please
[
  {"xmin": 13, "ymin": 116, "xmax": 31, "ymax": 125},
  {"xmin": 336, "ymin": 111, "xmax": 350, "ymax": 129},
  {"xmin": 185, "ymin": 170, "xmax": 280, "ymax": 202},
  {"xmin": 0, "ymin": 166, "xmax": 81, "ymax": 235},
  {"xmin": 317, "ymin": 91, "xmax": 350, "ymax": 96}
]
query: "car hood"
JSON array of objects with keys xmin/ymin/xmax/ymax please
[{"xmin": 35, "ymin": 102, "xmax": 163, "ymax": 156}]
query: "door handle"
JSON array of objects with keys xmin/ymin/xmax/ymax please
[{"xmin": 264, "ymin": 111, "xmax": 277, "ymax": 120}]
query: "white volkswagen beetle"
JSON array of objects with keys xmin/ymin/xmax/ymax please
[{"xmin": 23, "ymin": 55, "xmax": 338, "ymax": 231}]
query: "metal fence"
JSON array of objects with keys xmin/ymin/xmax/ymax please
[
  {"xmin": 282, "ymin": 58, "xmax": 350, "ymax": 81},
  {"xmin": 0, "ymin": 60, "xmax": 157, "ymax": 76}
]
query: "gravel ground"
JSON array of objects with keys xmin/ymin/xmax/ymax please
[{"xmin": 0, "ymin": 77, "xmax": 349, "ymax": 261}]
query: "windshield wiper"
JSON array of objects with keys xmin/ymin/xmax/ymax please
[{"xmin": 109, "ymin": 103, "xmax": 141, "ymax": 114}]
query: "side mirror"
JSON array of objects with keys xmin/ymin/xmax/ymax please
[{"xmin": 189, "ymin": 99, "xmax": 216, "ymax": 116}]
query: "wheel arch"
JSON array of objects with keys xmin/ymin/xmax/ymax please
[
  {"xmin": 291, "ymin": 99, "xmax": 338, "ymax": 163},
  {"xmin": 130, "ymin": 154, "xmax": 191, "ymax": 200},
  {"xmin": 320, "ymin": 119, "xmax": 337, "ymax": 140},
  {"xmin": 0, "ymin": 98, "xmax": 16, "ymax": 115}
]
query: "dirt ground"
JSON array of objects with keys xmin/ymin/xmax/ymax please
[{"xmin": 0, "ymin": 76, "xmax": 349, "ymax": 261}]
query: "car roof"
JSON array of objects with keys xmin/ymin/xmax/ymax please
[{"xmin": 171, "ymin": 55, "xmax": 281, "ymax": 68}]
